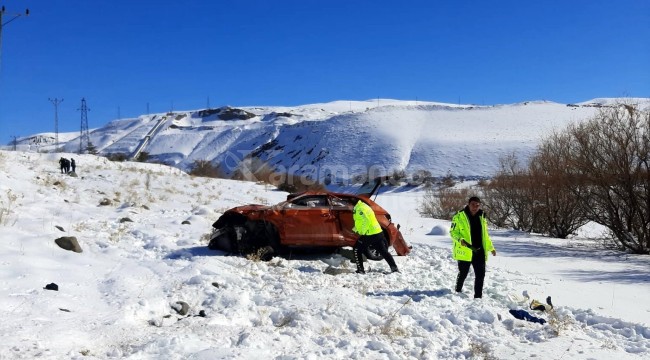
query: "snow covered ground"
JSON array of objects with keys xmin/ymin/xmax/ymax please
[{"xmin": 1, "ymin": 150, "xmax": 648, "ymax": 359}]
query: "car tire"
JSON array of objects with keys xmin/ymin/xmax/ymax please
[
  {"xmin": 364, "ymin": 230, "xmax": 390, "ymax": 261},
  {"xmin": 364, "ymin": 245, "xmax": 384, "ymax": 261},
  {"xmin": 208, "ymin": 227, "xmax": 237, "ymax": 252},
  {"xmin": 258, "ymin": 245, "xmax": 275, "ymax": 261},
  {"xmin": 240, "ymin": 221, "xmax": 280, "ymax": 261}
]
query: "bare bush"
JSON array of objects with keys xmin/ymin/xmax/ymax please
[
  {"xmin": 189, "ymin": 160, "xmax": 225, "ymax": 178},
  {"xmin": 468, "ymin": 341, "xmax": 497, "ymax": 360},
  {"xmin": 481, "ymin": 153, "xmax": 540, "ymax": 231},
  {"xmin": 564, "ymin": 105, "xmax": 650, "ymax": 253},
  {"xmin": 484, "ymin": 103, "xmax": 649, "ymax": 251},
  {"xmin": 483, "ymin": 145, "xmax": 588, "ymax": 238},
  {"xmin": 106, "ymin": 153, "xmax": 128, "ymax": 162},
  {"xmin": 0, "ymin": 189, "xmax": 19, "ymax": 226},
  {"xmin": 135, "ymin": 151, "xmax": 150, "ymax": 163},
  {"xmin": 528, "ymin": 131, "xmax": 589, "ymax": 238},
  {"xmin": 388, "ymin": 168, "xmax": 407, "ymax": 184},
  {"xmin": 547, "ymin": 308, "xmax": 573, "ymax": 336},
  {"xmin": 274, "ymin": 172, "xmax": 326, "ymax": 193},
  {"xmin": 419, "ymin": 186, "xmax": 471, "ymax": 220}
]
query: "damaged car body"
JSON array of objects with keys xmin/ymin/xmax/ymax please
[{"xmin": 208, "ymin": 178, "xmax": 411, "ymax": 260}]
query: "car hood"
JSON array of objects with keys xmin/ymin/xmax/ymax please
[{"xmin": 226, "ymin": 204, "xmax": 273, "ymax": 214}]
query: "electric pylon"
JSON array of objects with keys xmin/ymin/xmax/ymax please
[
  {"xmin": 49, "ymin": 97, "xmax": 63, "ymax": 148},
  {"xmin": 79, "ymin": 98, "xmax": 90, "ymax": 154}
]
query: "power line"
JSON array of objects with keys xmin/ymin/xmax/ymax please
[
  {"xmin": 0, "ymin": 6, "xmax": 29, "ymax": 134},
  {"xmin": 0, "ymin": 6, "xmax": 29, "ymax": 74}
]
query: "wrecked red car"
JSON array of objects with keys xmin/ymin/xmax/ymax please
[{"xmin": 208, "ymin": 178, "xmax": 411, "ymax": 260}]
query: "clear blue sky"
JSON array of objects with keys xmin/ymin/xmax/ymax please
[{"xmin": 1, "ymin": 0, "xmax": 648, "ymax": 139}]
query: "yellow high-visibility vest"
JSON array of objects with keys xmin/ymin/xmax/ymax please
[{"xmin": 353, "ymin": 200, "xmax": 382, "ymax": 236}]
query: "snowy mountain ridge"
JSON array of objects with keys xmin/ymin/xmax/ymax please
[{"xmin": 8, "ymin": 97, "xmax": 650, "ymax": 181}]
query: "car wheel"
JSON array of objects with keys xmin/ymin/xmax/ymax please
[
  {"xmin": 208, "ymin": 227, "xmax": 237, "ymax": 252},
  {"xmin": 264, "ymin": 223, "xmax": 285, "ymax": 256},
  {"xmin": 364, "ymin": 244, "xmax": 384, "ymax": 261},
  {"xmin": 258, "ymin": 245, "xmax": 275, "ymax": 261},
  {"xmin": 364, "ymin": 231, "xmax": 390, "ymax": 261},
  {"xmin": 240, "ymin": 221, "xmax": 282, "ymax": 261}
]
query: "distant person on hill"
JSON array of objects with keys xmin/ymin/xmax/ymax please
[
  {"xmin": 71, "ymin": 158, "xmax": 76, "ymax": 173},
  {"xmin": 450, "ymin": 196, "xmax": 496, "ymax": 298},
  {"xmin": 59, "ymin": 157, "xmax": 67, "ymax": 173},
  {"xmin": 352, "ymin": 200, "xmax": 399, "ymax": 274}
]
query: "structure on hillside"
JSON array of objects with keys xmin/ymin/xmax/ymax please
[
  {"xmin": 48, "ymin": 98, "xmax": 63, "ymax": 148},
  {"xmin": 79, "ymin": 98, "xmax": 90, "ymax": 154}
]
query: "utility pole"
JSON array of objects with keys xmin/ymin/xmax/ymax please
[
  {"xmin": 0, "ymin": 6, "xmax": 29, "ymax": 73},
  {"xmin": 78, "ymin": 98, "xmax": 90, "ymax": 154},
  {"xmin": 146, "ymin": 102, "xmax": 149, "ymax": 114},
  {"xmin": 117, "ymin": 105, "xmax": 121, "ymax": 120},
  {"xmin": 10, "ymin": 135, "xmax": 17, "ymax": 150},
  {"xmin": 49, "ymin": 98, "xmax": 63, "ymax": 148}
]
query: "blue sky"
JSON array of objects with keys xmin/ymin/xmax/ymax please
[{"xmin": 1, "ymin": 0, "xmax": 648, "ymax": 139}]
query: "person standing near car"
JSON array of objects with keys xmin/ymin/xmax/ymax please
[
  {"xmin": 352, "ymin": 200, "xmax": 399, "ymax": 274},
  {"xmin": 450, "ymin": 196, "xmax": 496, "ymax": 298}
]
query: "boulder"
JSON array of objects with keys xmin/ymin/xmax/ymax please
[
  {"xmin": 172, "ymin": 301, "xmax": 189, "ymax": 316},
  {"xmin": 55, "ymin": 236, "xmax": 83, "ymax": 253},
  {"xmin": 44, "ymin": 283, "xmax": 59, "ymax": 291}
]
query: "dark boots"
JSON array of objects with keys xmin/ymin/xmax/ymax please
[{"xmin": 353, "ymin": 240, "xmax": 365, "ymax": 274}]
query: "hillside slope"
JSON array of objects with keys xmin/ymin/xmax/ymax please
[{"xmin": 8, "ymin": 98, "xmax": 650, "ymax": 181}]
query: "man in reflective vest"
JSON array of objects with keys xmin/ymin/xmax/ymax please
[
  {"xmin": 450, "ymin": 196, "xmax": 496, "ymax": 298},
  {"xmin": 352, "ymin": 200, "xmax": 399, "ymax": 274}
]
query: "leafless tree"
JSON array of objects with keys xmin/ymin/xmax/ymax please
[
  {"xmin": 482, "ymin": 153, "xmax": 541, "ymax": 231},
  {"xmin": 528, "ymin": 131, "xmax": 589, "ymax": 238},
  {"xmin": 564, "ymin": 105, "xmax": 650, "ymax": 253},
  {"xmin": 418, "ymin": 187, "xmax": 471, "ymax": 220}
]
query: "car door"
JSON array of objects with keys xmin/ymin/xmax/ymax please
[
  {"xmin": 329, "ymin": 195, "xmax": 357, "ymax": 244},
  {"xmin": 280, "ymin": 195, "xmax": 338, "ymax": 246}
]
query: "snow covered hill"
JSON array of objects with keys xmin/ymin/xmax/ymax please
[
  {"xmin": 0, "ymin": 150, "xmax": 648, "ymax": 359},
  {"xmin": 8, "ymin": 98, "xmax": 650, "ymax": 182}
]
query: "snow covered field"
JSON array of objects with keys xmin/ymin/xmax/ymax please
[{"xmin": 0, "ymin": 150, "xmax": 648, "ymax": 359}]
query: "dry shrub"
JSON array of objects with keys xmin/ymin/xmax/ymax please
[
  {"xmin": 189, "ymin": 160, "xmax": 226, "ymax": 178},
  {"xmin": 419, "ymin": 187, "xmax": 471, "ymax": 220},
  {"xmin": 468, "ymin": 342, "xmax": 497, "ymax": 360},
  {"xmin": 565, "ymin": 105, "xmax": 650, "ymax": 253},
  {"xmin": 547, "ymin": 308, "xmax": 573, "ymax": 336},
  {"xmin": 0, "ymin": 189, "xmax": 19, "ymax": 226}
]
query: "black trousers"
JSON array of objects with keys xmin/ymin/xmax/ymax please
[
  {"xmin": 455, "ymin": 251, "xmax": 486, "ymax": 298},
  {"xmin": 353, "ymin": 232, "xmax": 398, "ymax": 273}
]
